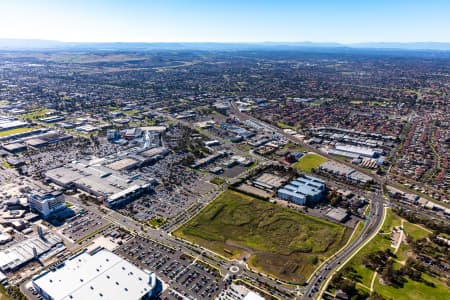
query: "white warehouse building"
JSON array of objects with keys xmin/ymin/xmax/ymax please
[
  {"xmin": 334, "ymin": 144, "xmax": 379, "ymax": 158},
  {"xmin": 32, "ymin": 248, "xmax": 161, "ymax": 300}
]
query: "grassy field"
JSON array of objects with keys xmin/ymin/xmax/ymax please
[
  {"xmin": 374, "ymin": 272, "xmax": 449, "ymax": 300},
  {"xmin": 276, "ymin": 121, "xmax": 297, "ymax": 130},
  {"xmin": 174, "ymin": 190, "xmax": 350, "ymax": 283},
  {"xmin": 0, "ymin": 127, "xmax": 34, "ymax": 137},
  {"xmin": 293, "ymin": 153, "xmax": 328, "ymax": 172},
  {"xmin": 19, "ymin": 108, "xmax": 51, "ymax": 121},
  {"xmin": 340, "ymin": 209, "xmax": 445, "ymax": 298},
  {"xmin": 402, "ymin": 222, "xmax": 431, "ymax": 241}
]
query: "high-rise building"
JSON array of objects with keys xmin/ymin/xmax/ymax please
[{"xmin": 28, "ymin": 190, "xmax": 66, "ymax": 218}]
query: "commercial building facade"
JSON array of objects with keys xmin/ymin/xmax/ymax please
[{"xmin": 28, "ymin": 191, "xmax": 66, "ymax": 218}]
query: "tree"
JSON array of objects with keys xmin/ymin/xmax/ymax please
[
  {"xmin": 340, "ymin": 279, "xmax": 357, "ymax": 296},
  {"xmin": 368, "ymin": 292, "xmax": 386, "ymax": 300},
  {"xmin": 381, "ymin": 262, "xmax": 395, "ymax": 285}
]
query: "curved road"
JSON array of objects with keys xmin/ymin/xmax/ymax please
[{"xmin": 302, "ymin": 191, "xmax": 385, "ymax": 299}]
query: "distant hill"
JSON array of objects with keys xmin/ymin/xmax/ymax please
[
  {"xmin": 0, "ymin": 39, "xmax": 449, "ymax": 51},
  {"xmin": 350, "ymin": 42, "xmax": 450, "ymax": 51}
]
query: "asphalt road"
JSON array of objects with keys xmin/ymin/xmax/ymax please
[{"xmin": 302, "ymin": 190, "xmax": 386, "ymax": 299}]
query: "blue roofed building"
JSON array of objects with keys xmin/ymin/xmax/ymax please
[{"xmin": 277, "ymin": 175, "xmax": 325, "ymax": 205}]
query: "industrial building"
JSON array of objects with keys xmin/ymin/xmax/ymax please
[
  {"xmin": 319, "ymin": 161, "xmax": 373, "ymax": 183},
  {"xmin": 28, "ymin": 190, "xmax": 66, "ymax": 218},
  {"xmin": 32, "ymin": 248, "xmax": 161, "ymax": 300},
  {"xmin": 45, "ymin": 160, "xmax": 156, "ymax": 207},
  {"xmin": 334, "ymin": 144, "xmax": 379, "ymax": 158},
  {"xmin": 277, "ymin": 175, "xmax": 325, "ymax": 205},
  {"xmin": 190, "ymin": 151, "xmax": 227, "ymax": 169},
  {"xmin": 326, "ymin": 207, "xmax": 350, "ymax": 223},
  {"xmin": 2, "ymin": 142, "xmax": 27, "ymax": 153},
  {"xmin": 140, "ymin": 147, "xmax": 169, "ymax": 160},
  {"xmin": 0, "ymin": 118, "xmax": 28, "ymax": 131},
  {"xmin": 23, "ymin": 131, "xmax": 73, "ymax": 149},
  {"xmin": 0, "ymin": 233, "xmax": 63, "ymax": 272},
  {"xmin": 253, "ymin": 173, "xmax": 286, "ymax": 191},
  {"xmin": 106, "ymin": 158, "xmax": 140, "ymax": 171},
  {"xmin": 39, "ymin": 116, "xmax": 65, "ymax": 123}
]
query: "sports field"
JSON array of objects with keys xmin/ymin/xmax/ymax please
[
  {"xmin": 174, "ymin": 190, "xmax": 349, "ymax": 283},
  {"xmin": 293, "ymin": 153, "xmax": 327, "ymax": 172}
]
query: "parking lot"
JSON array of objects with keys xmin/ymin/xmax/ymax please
[
  {"xmin": 114, "ymin": 236, "xmax": 223, "ymax": 300},
  {"xmin": 117, "ymin": 152, "xmax": 217, "ymax": 223},
  {"xmin": 59, "ymin": 210, "xmax": 109, "ymax": 242},
  {"xmin": 22, "ymin": 137, "xmax": 127, "ymax": 177}
]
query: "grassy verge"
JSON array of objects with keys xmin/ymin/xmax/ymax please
[
  {"xmin": 210, "ymin": 177, "xmax": 226, "ymax": 185},
  {"xmin": 147, "ymin": 217, "xmax": 167, "ymax": 228},
  {"xmin": 348, "ymin": 221, "xmax": 364, "ymax": 245}
]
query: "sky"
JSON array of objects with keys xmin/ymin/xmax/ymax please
[{"xmin": 0, "ymin": 0, "xmax": 449, "ymax": 43}]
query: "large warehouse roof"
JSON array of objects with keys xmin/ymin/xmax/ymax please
[
  {"xmin": 45, "ymin": 160, "xmax": 150, "ymax": 197},
  {"xmin": 0, "ymin": 233, "xmax": 62, "ymax": 272},
  {"xmin": 33, "ymin": 249, "xmax": 158, "ymax": 300}
]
